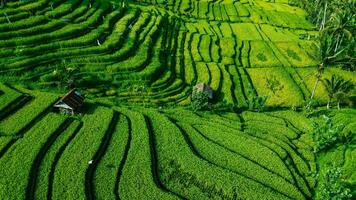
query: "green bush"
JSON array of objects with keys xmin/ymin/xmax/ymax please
[
  {"xmin": 265, "ymin": 75, "xmax": 284, "ymax": 95},
  {"xmin": 317, "ymin": 166, "xmax": 352, "ymax": 200},
  {"xmin": 247, "ymin": 84, "xmax": 267, "ymax": 112},
  {"xmin": 312, "ymin": 115, "xmax": 340, "ymax": 153},
  {"xmin": 191, "ymin": 89, "xmax": 210, "ymax": 112}
]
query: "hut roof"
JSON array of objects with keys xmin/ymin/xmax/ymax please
[
  {"xmin": 193, "ymin": 83, "xmax": 213, "ymax": 99},
  {"xmin": 54, "ymin": 89, "xmax": 84, "ymax": 111}
]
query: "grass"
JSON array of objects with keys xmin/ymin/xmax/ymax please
[
  {"xmin": 52, "ymin": 106, "xmax": 113, "ymax": 199},
  {"xmin": 0, "ymin": 92, "xmax": 58, "ymax": 135},
  {"xmin": 116, "ymin": 108, "xmax": 178, "ymax": 199},
  {"xmin": 33, "ymin": 120, "xmax": 81, "ymax": 199},
  {"xmin": 249, "ymin": 41, "xmax": 281, "ymax": 67},
  {"xmin": 11, "ymin": 0, "xmax": 338, "ymax": 105},
  {"xmin": 0, "ymin": 113, "xmax": 66, "ymax": 200},
  {"xmin": 0, "ymin": 84, "xmax": 22, "ymax": 112},
  {"xmin": 0, "ymin": 0, "xmax": 355, "ymax": 199},
  {"xmin": 0, "ymin": 84, "xmax": 354, "ymax": 199},
  {"xmin": 276, "ymin": 42, "xmax": 318, "ymax": 67},
  {"xmin": 296, "ymin": 68, "xmax": 356, "ymax": 103},
  {"xmin": 247, "ymin": 67, "xmax": 305, "ymax": 107}
]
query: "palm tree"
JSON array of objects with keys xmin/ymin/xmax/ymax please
[
  {"xmin": 326, "ymin": 5, "xmax": 356, "ymax": 70},
  {"xmin": 309, "ymin": 32, "xmax": 349, "ymax": 103},
  {"xmin": 323, "ymin": 74, "xmax": 354, "ymax": 109},
  {"xmin": 318, "ymin": 0, "xmax": 330, "ymax": 31},
  {"xmin": 343, "ymin": 39, "xmax": 356, "ymax": 71},
  {"xmin": 327, "ymin": 9, "xmax": 353, "ymax": 49},
  {"xmin": 293, "ymin": 1, "xmax": 355, "ymax": 106},
  {"xmin": 291, "ymin": 0, "xmax": 325, "ymax": 28}
]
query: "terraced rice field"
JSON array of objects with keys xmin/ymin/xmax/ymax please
[
  {"xmin": 0, "ymin": 84, "xmax": 355, "ymax": 199},
  {"xmin": 0, "ymin": 0, "xmax": 355, "ymax": 199},
  {"xmin": 0, "ymin": 0, "xmax": 354, "ymax": 107}
]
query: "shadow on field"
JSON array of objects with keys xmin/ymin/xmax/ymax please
[{"xmin": 81, "ymin": 102, "xmax": 99, "ymax": 115}]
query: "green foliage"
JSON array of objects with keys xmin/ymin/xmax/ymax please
[
  {"xmin": 0, "ymin": 0, "xmax": 6, "ymax": 8},
  {"xmin": 312, "ymin": 115, "xmax": 340, "ymax": 153},
  {"xmin": 293, "ymin": 0, "xmax": 355, "ymax": 70},
  {"xmin": 0, "ymin": 0, "xmax": 353, "ymax": 107},
  {"xmin": 247, "ymin": 84, "xmax": 267, "ymax": 112},
  {"xmin": 318, "ymin": 33, "xmax": 347, "ymax": 68},
  {"xmin": 1, "ymin": 0, "xmax": 356, "ymax": 197},
  {"xmin": 318, "ymin": 166, "xmax": 352, "ymax": 200},
  {"xmin": 42, "ymin": 62, "xmax": 79, "ymax": 89},
  {"xmin": 323, "ymin": 74, "xmax": 354, "ymax": 108},
  {"xmin": 191, "ymin": 89, "xmax": 210, "ymax": 112}
]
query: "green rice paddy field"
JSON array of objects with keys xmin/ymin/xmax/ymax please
[
  {"xmin": 0, "ymin": 85, "xmax": 355, "ymax": 199},
  {"xmin": 0, "ymin": 0, "xmax": 355, "ymax": 199}
]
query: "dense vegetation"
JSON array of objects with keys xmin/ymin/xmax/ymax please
[
  {"xmin": 0, "ymin": 86, "xmax": 355, "ymax": 199},
  {"xmin": 0, "ymin": 0, "xmax": 354, "ymax": 107},
  {"xmin": 0, "ymin": 0, "xmax": 355, "ymax": 199}
]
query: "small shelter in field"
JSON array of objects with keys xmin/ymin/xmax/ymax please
[
  {"xmin": 193, "ymin": 83, "xmax": 213, "ymax": 99},
  {"xmin": 54, "ymin": 89, "xmax": 85, "ymax": 114}
]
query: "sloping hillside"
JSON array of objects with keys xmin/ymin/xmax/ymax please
[
  {"xmin": 0, "ymin": 84, "xmax": 355, "ymax": 199},
  {"xmin": 0, "ymin": 0, "xmax": 354, "ymax": 107},
  {"xmin": 0, "ymin": 0, "xmax": 355, "ymax": 199}
]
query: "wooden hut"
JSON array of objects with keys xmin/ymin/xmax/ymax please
[
  {"xmin": 193, "ymin": 83, "xmax": 213, "ymax": 99},
  {"xmin": 54, "ymin": 89, "xmax": 85, "ymax": 114}
]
